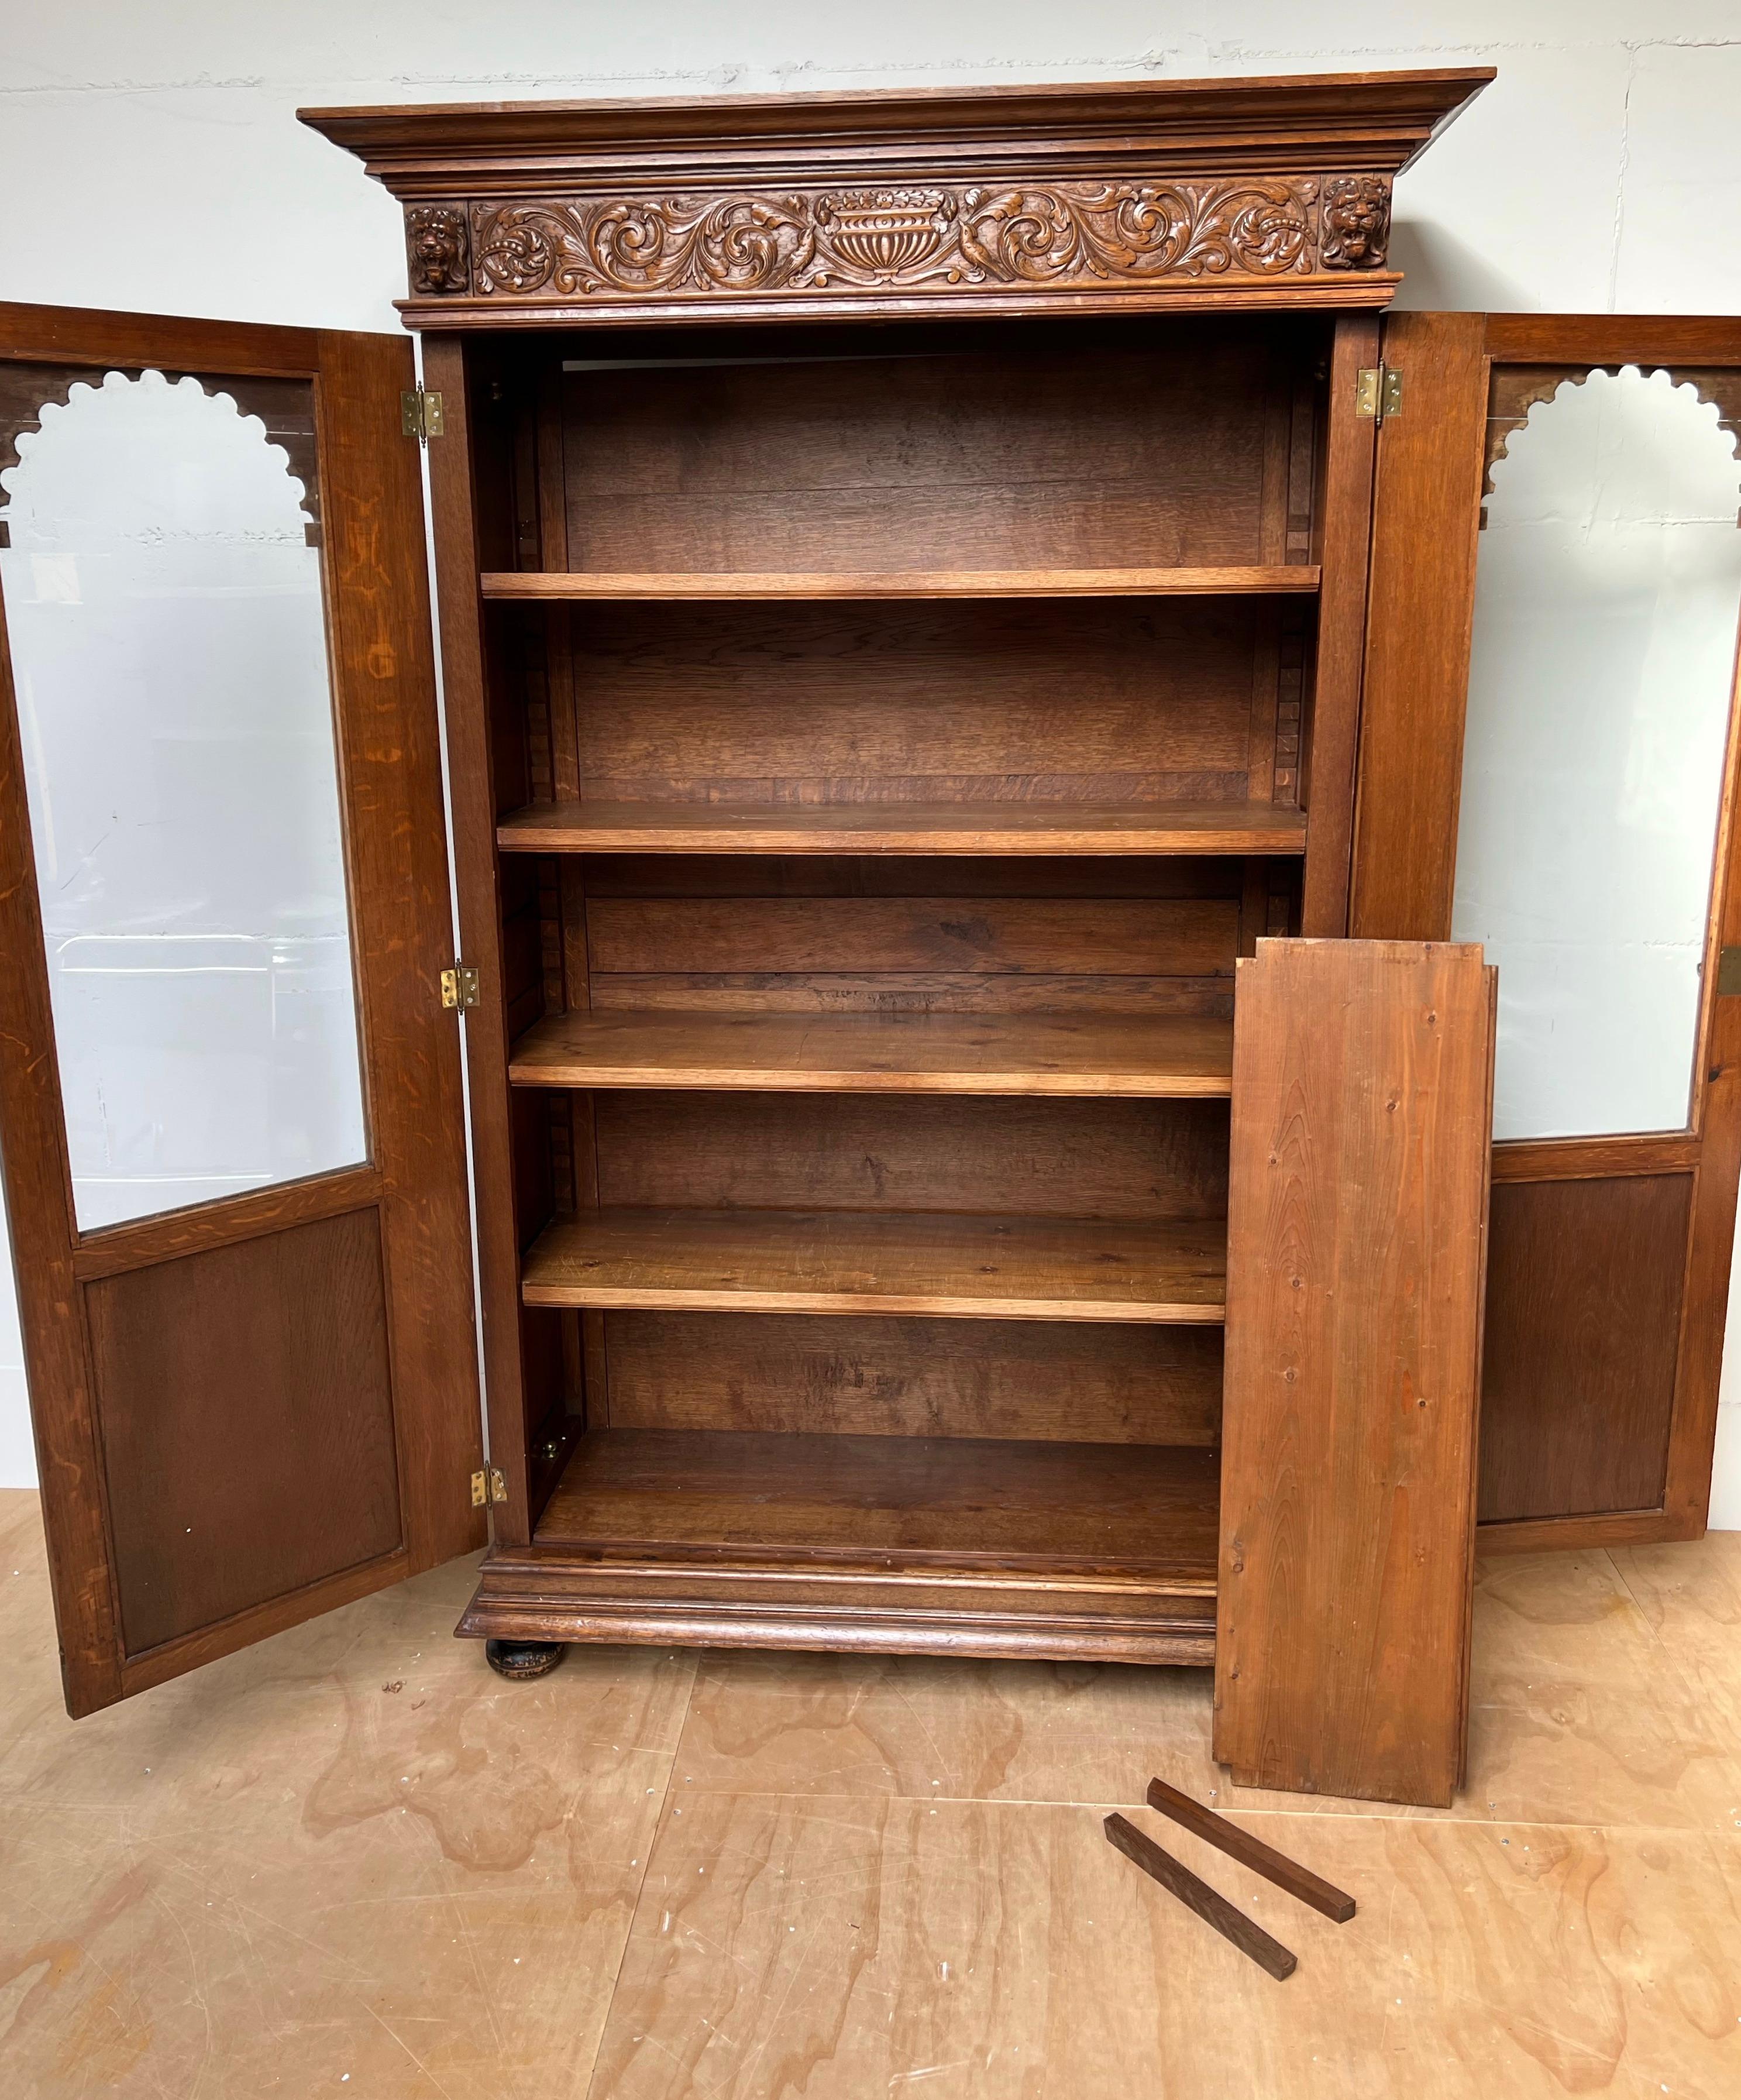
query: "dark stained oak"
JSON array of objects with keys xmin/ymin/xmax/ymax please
[
  {"xmin": 87, "ymin": 1211, "xmax": 403, "ymax": 1656},
  {"xmin": 521, "ymin": 1208, "xmax": 1228, "ymax": 1322},
  {"xmin": 509, "ymin": 1009, "xmax": 1234, "ymax": 1097},
  {"xmin": 1103, "ymin": 1814, "xmax": 1297, "ymax": 1981},
  {"xmin": 298, "ymin": 77, "xmax": 1496, "ymax": 1755},
  {"xmin": 1298, "ymin": 312, "xmax": 1379, "ymax": 937},
  {"xmin": 1215, "ymin": 939, "xmax": 1495, "ymax": 1809},
  {"xmin": 458, "ymin": 1425, "xmax": 1222, "ymax": 1665},
  {"xmin": 0, "ymin": 306, "xmax": 483, "ymax": 1717},
  {"xmin": 70, "ymin": 1165, "xmax": 384, "ymax": 1281},
  {"xmin": 1478, "ymin": 1176, "xmax": 1692, "ymax": 1523},
  {"xmin": 534, "ymin": 1426, "xmax": 1222, "ymax": 1575},
  {"xmin": 1144, "ymin": 1778, "xmax": 1355, "ymax": 1923},
  {"xmin": 603, "ymin": 1312, "xmax": 1224, "ymax": 1446},
  {"xmin": 481, "ymin": 566, "xmax": 1320, "ymax": 599},
  {"xmin": 515, "ymin": 593, "xmax": 1295, "ymax": 813},
  {"xmin": 590, "ymin": 1092, "xmax": 1230, "ymax": 1223},
  {"xmin": 301, "ymin": 70, "xmax": 1491, "ymax": 331},
  {"xmin": 1350, "ymin": 311, "xmax": 1741, "ymax": 1553},
  {"xmin": 498, "ymin": 800, "xmax": 1309, "ymax": 857},
  {"xmin": 1349, "ymin": 311, "xmax": 1488, "ymax": 942}
]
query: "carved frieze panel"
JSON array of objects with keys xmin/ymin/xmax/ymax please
[{"xmin": 399, "ymin": 174, "xmax": 1393, "ymax": 305}]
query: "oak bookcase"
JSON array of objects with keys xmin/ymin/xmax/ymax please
[
  {"xmin": 7, "ymin": 69, "xmax": 1735, "ymax": 1814},
  {"xmin": 302, "ymin": 71, "xmax": 1492, "ymax": 1670}
]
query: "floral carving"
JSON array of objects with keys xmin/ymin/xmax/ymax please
[
  {"xmin": 467, "ymin": 178, "xmax": 1328, "ymax": 303},
  {"xmin": 405, "ymin": 205, "xmax": 470, "ymax": 294},
  {"xmin": 1318, "ymin": 176, "xmax": 1391, "ymax": 270}
]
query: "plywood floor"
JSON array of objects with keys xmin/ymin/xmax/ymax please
[{"xmin": 3, "ymin": 1487, "xmax": 1741, "ymax": 2097}]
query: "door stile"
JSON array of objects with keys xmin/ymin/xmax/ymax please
[
  {"xmin": 1348, "ymin": 309, "xmax": 1489, "ymax": 944},
  {"xmin": 1299, "ymin": 311, "xmax": 1381, "ymax": 936},
  {"xmin": 0, "ymin": 602, "xmax": 123, "ymax": 1713},
  {"xmin": 312, "ymin": 328, "xmax": 486, "ymax": 1573},
  {"xmin": 419, "ymin": 334, "xmax": 534, "ymax": 1549}
]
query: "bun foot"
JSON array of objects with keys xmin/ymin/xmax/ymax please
[{"xmin": 484, "ymin": 1638, "xmax": 565, "ymax": 1680}]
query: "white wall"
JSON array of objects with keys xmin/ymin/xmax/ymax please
[{"xmin": 2, "ymin": 2, "xmax": 1740, "ymax": 1504}]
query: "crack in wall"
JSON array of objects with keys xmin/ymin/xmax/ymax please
[{"xmin": 5, "ymin": 35, "xmax": 1741, "ymax": 99}]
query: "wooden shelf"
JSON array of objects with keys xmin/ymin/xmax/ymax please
[
  {"xmin": 497, "ymin": 799, "xmax": 1308, "ymax": 857},
  {"xmin": 510, "ymin": 1009, "xmax": 1234, "ymax": 1098},
  {"xmin": 521, "ymin": 1208, "xmax": 1226, "ymax": 1322},
  {"xmin": 531, "ymin": 1427, "xmax": 1222, "ymax": 1577},
  {"xmin": 481, "ymin": 565, "xmax": 1320, "ymax": 602}
]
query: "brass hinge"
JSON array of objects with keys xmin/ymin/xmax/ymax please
[
  {"xmin": 1355, "ymin": 365, "xmax": 1403, "ymax": 422},
  {"xmin": 1718, "ymin": 946, "xmax": 1741, "ymax": 995},
  {"xmin": 440, "ymin": 963, "xmax": 480, "ymax": 1011},
  {"xmin": 401, "ymin": 386, "xmax": 445, "ymax": 442},
  {"xmin": 470, "ymin": 1467, "xmax": 508, "ymax": 1507}
]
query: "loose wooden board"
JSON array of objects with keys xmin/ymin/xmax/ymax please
[{"xmin": 1214, "ymin": 939, "xmax": 1495, "ymax": 1808}]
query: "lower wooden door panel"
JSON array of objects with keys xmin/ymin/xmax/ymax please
[
  {"xmin": 1478, "ymin": 1175, "xmax": 1692, "ymax": 1525},
  {"xmin": 87, "ymin": 1209, "xmax": 404, "ymax": 1657}
]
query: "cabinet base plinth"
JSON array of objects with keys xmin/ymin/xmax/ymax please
[{"xmin": 458, "ymin": 1546, "xmax": 1217, "ymax": 1668}]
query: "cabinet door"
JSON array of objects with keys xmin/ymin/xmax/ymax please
[
  {"xmin": 0, "ymin": 303, "xmax": 483, "ymax": 1714},
  {"xmin": 1353, "ymin": 312, "xmax": 1741, "ymax": 1548}
]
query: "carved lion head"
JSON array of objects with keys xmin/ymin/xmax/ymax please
[
  {"xmin": 406, "ymin": 207, "xmax": 470, "ymax": 295},
  {"xmin": 1320, "ymin": 177, "xmax": 1391, "ymax": 271}
]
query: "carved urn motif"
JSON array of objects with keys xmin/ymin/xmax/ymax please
[{"xmin": 814, "ymin": 190, "xmax": 956, "ymax": 276}]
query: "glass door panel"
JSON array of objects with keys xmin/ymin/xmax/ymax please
[
  {"xmin": 0, "ymin": 366, "xmax": 366, "ymax": 1228},
  {"xmin": 1450, "ymin": 365, "xmax": 1741, "ymax": 1140}
]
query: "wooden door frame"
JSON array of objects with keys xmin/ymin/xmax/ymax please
[
  {"xmin": 1351, "ymin": 311, "xmax": 1741, "ymax": 1552},
  {"xmin": 0, "ymin": 303, "xmax": 484, "ymax": 1713}
]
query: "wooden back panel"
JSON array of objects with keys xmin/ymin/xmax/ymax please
[
  {"xmin": 1215, "ymin": 939, "xmax": 1495, "ymax": 1807},
  {"xmin": 536, "ymin": 596, "xmax": 1294, "ymax": 808},
  {"xmin": 580, "ymin": 852, "xmax": 1250, "ymax": 1017},
  {"xmin": 593, "ymin": 1092, "xmax": 1229, "ymax": 1221},
  {"xmin": 561, "ymin": 326, "xmax": 1318, "ymax": 574}
]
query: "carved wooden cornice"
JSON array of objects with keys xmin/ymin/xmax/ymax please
[{"xmin": 302, "ymin": 70, "xmax": 1492, "ymax": 328}]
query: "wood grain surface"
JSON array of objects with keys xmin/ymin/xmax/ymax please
[
  {"xmin": 1477, "ymin": 1175, "xmax": 1692, "ymax": 1523},
  {"xmin": 508, "ymin": 1009, "xmax": 1234, "ymax": 1096},
  {"xmin": 602, "ymin": 1311, "xmax": 1224, "ymax": 1445},
  {"xmin": 1349, "ymin": 311, "xmax": 1488, "ymax": 941},
  {"xmin": 481, "ymin": 566, "xmax": 1320, "ymax": 599},
  {"xmin": 87, "ymin": 1212, "xmax": 402, "ymax": 1656},
  {"xmin": 1144, "ymin": 1776, "xmax": 1355, "ymax": 1922},
  {"xmin": 1215, "ymin": 938, "xmax": 1495, "ymax": 1807},
  {"xmin": 532, "ymin": 1426, "xmax": 1223, "ymax": 1573},
  {"xmin": 499, "ymin": 799, "xmax": 1309, "ymax": 855},
  {"xmin": 1105, "ymin": 1813, "xmax": 1297, "ymax": 1979},
  {"xmin": 522, "ymin": 1208, "xmax": 1228, "ymax": 1322}
]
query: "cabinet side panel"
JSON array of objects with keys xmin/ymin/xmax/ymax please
[{"xmin": 1215, "ymin": 939, "xmax": 1493, "ymax": 1807}]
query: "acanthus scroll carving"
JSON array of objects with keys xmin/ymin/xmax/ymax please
[
  {"xmin": 1318, "ymin": 175, "xmax": 1391, "ymax": 270},
  {"xmin": 405, "ymin": 205, "xmax": 470, "ymax": 294},
  {"xmin": 464, "ymin": 177, "xmax": 1342, "ymax": 303}
]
